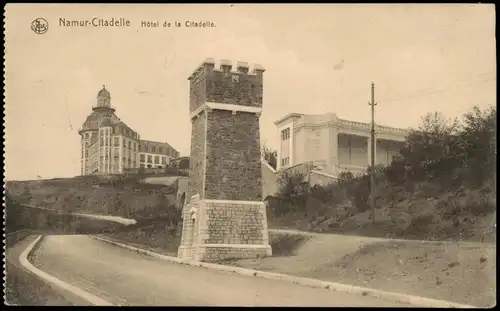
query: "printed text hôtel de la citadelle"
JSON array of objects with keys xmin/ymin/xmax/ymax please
[{"xmin": 59, "ymin": 17, "xmax": 216, "ymax": 28}]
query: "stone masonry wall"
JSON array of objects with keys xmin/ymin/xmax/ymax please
[
  {"xmin": 189, "ymin": 65, "xmax": 207, "ymax": 112},
  {"xmin": 187, "ymin": 112, "xmax": 206, "ymax": 201},
  {"xmin": 178, "ymin": 194, "xmax": 200, "ymax": 259},
  {"xmin": 189, "ymin": 61, "xmax": 264, "ymax": 111},
  {"xmin": 204, "ymin": 109, "xmax": 262, "ymax": 201},
  {"xmin": 198, "ymin": 246, "xmax": 270, "ymax": 262},
  {"xmin": 205, "ymin": 69, "xmax": 263, "ymax": 108},
  {"xmin": 309, "ymin": 171, "xmax": 337, "ymax": 187},
  {"xmin": 198, "ymin": 201, "xmax": 268, "ymax": 245}
]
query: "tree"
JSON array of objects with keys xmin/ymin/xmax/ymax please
[
  {"xmin": 399, "ymin": 111, "xmax": 462, "ymax": 181},
  {"xmin": 261, "ymin": 145, "xmax": 278, "ymax": 170},
  {"xmin": 458, "ymin": 105, "xmax": 496, "ymax": 186},
  {"xmin": 178, "ymin": 158, "xmax": 190, "ymax": 170}
]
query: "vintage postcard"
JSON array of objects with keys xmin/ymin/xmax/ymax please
[{"xmin": 3, "ymin": 3, "xmax": 496, "ymax": 307}]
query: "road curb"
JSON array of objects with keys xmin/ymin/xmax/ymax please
[
  {"xmin": 91, "ymin": 235, "xmax": 477, "ymax": 308},
  {"xmin": 19, "ymin": 235, "xmax": 115, "ymax": 306}
]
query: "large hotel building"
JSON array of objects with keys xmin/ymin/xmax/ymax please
[{"xmin": 78, "ymin": 86, "xmax": 180, "ymax": 175}]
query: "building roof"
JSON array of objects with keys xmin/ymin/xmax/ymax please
[
  {"xmin": 274, "ymin": 113, "xmax": 303, "ymax": 125},
  {"xmin": 171, "ymin": 156, "xmax": 189, "ymax": 161},
  {"xmin": 100, "ymin": 117, "xmax": 113, "ymax": 127},
  {"xmin": 140, "ymin": 139, "xmax": 176, "ymax": 148},
  {"xmin": 80, "ymin": 111, "xmax": 121, "ymax": 132}
]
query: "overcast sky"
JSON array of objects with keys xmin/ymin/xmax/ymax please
[{"xmin": 5, "ymin": 4, "xmax": 496, "ymax": 181}]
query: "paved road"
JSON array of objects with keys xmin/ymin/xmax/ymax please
[
  {"xmin": 5, "ymin": 234, "xmax": 91, "ymax": 306},
  {"xmin": 31, "ymin": 235, "xmax": 414, "ymax": 307}
]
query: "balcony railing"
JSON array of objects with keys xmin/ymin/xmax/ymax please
[{"xmin": 92, "ymin": 104, "xmax": 116, "ymax": 111}]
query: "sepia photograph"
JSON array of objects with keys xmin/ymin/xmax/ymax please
[{"xmin": 3, "ymin": 3, "xmax": 496, "ymax": 307}]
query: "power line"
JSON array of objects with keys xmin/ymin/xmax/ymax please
[{"xmin": 380, "ymin": 72, "xmax": 496, "ymax": 103}]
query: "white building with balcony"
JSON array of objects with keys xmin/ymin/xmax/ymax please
[{"xmin": 275, "ymin": 113, "xmax": 409, "ymax": 176}]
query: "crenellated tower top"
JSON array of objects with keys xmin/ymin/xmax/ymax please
[{"xmin": 188, "ymin": 58, "xmax": 265, "ymax": 113}]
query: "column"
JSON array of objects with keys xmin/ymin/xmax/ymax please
[{"xmin": 328, "ymin": 126, "xmax": 339, "ymax": 174}]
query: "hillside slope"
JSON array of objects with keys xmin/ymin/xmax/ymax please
[
  {"xmin": 268, "ymin": 183, "xmax": 496, "ymax": 243},
  {"xmin": 4, "ymin": 194, "xmax": 129, "ymax": 237},
  {"xmin": 6, "ymin": 175, "xmax": 179, "ymax": 222}
]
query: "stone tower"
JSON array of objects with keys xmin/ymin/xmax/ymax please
[{"xmin": 178, "ymin": 58, "xmax": 272, "ymax": 262}]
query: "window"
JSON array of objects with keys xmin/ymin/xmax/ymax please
[
  {"xmin": 140, "ymin": 164, "xmax": 145, "ymax": 168},
  {"xmin": 281, "ymin": 128, "xmax": 290, "ymax": 141},
  {"xmin": 162, "ymin": 157, "xmax": 167, "ymax": 165},
  {"xmin": 281, "ymin": 157, "xmax": 290, "ymax": 167},
  {"xmin": 153, "ymin": 147, "xmax": 157, "ymax": 153},
  {"xmin": 114, "ymin": 137, "xmax": 119, "ymax": 146},
  {"xmin": 140, "ymin": 154, "xmax": 145, "ymax": 162},
  {"xmin": 85, "ymin": 150, "xmax": 89, "ymax": 158},
  {"xmin": 128, "ymin": 141, "xmax": 132, "ymax": 149},
  {"xmin": 147, "ymin": 155, "xmax": 153, "ymax": 163},
  {"xmin": 159, "ymin": 147, "xmax": 164, "ymax": 154},
  {"xmin": 100, "ymin": 137, "xmax": 104, "ymax": 146},
  {"xmin": 154, "ymin": 156, "xmax": 160, "ymax": 164},
  {"xmin": 123, "ymin": 138, "xmax": 126, "ymax": 146},
  {"xmin": 133, "ymin": 143, "xmax": 137, "ymax": 151}
]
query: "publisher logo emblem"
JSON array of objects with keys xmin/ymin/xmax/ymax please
[{"xmin": 31, "ymin": 18, "xmax": 49, "ymax": 35}]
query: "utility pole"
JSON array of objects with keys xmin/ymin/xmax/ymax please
[{"xmin": 369, "ymin": 82, "xmax": 377, "ymax": 224}]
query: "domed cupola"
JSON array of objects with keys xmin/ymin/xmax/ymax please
[
  {"xmin": 97, "ymin": 85, "xmax": 111, "ymax": 99},
  {"xmin": 93, "ymin": 85, "xmax": 115, "ymax": 112}
]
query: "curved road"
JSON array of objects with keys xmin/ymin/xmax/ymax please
[
  {"xmin": 5, "ymin": 234, "xmax": 91, "ymax": 306},
  {"xmin": 30, "ymin": 235, "xmax": 414, "ymax": 307}
]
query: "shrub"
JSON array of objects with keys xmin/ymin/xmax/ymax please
[{"xmin": 277, "ymin": 170, "xmax": 308, "ymax": 198}]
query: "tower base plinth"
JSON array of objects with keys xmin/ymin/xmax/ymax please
[{"xmin": 178, "ymin": 198, "xmax": 272, "ymax": 263}]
